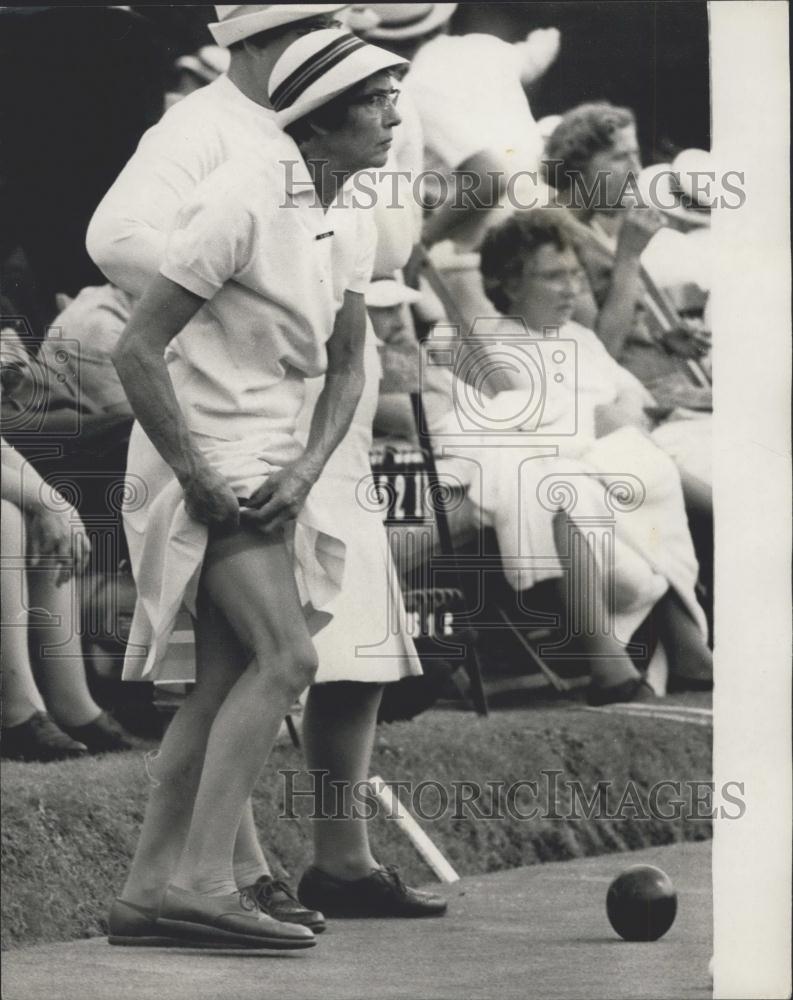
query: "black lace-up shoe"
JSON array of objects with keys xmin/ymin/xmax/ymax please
[
  {"xmin": 243, "ymin": 875, "xmax": 326, "ymax": 933},
  {"xmin": 60, "ymin": 711, "xmax": 135, "ymax": 753},
  {"xmin": 1, "ymin": 712, "xmax": 87, "ymax": 762},
  {"xmin": 298, "ymin": 864, "xmax": 447, "ymax": 918}
]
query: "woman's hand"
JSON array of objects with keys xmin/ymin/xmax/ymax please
[
  {"xmin": 182, "ymin": 465, "xmax": 240, "ymax": 530},
  {"xmin": 26, "ymin": 494, "xmax": 91, "ymax": 586},
  {"xmin": 240, "ymin": 459, "xmax": 318, "ymax": 536},
  {"xmin": 616, "ymin": 205, "xmax": 666, "ymax": 259},
  {"xmin": 661, "ymin": 321, "xmax": 711, "ymax": 359}
]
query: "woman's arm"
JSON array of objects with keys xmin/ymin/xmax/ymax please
[
  {"xmin": 112, "ymin": 275, "xmax": 240, "ymax": 528},
  {"xmin": 422, "ymin": 150, "xmax": 509, "ymax": 249},
  {"xmin": 1, "ymin": 439, "xmax": 90, "ymax": 583},
  {"xmin": 1, "ymin": 438, "xmax": 47, "ymax": 510},
  {"xmin": 590, "ymin": 206, "xmax": 666, "ymax": 360}
]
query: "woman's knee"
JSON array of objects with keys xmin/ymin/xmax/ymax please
[{"xmin": 250, "ymin": 634, "xmax": 319, "ymax": 697}]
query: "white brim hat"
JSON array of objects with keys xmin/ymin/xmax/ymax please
[
  {"xmin": 359, "ymin": 3, "xmax": 457, "ymax": 41},
  {"xmin": 364, "ymin": 279, "xmax": 422, "ymax": 309},
  {"xmin": 637, "ymin": 162, "xmax": 710, "ymax": 228},
  {"xmin": 208, "ymin": 4, "xmax": 348, "ymax": 49},
  {"xmin": 673, "ymin": 148, "xmax": 716, "ymax": 207},
  {"xmin": 269, "ymin": 28, "xmax": 407, "ymax": 127}
]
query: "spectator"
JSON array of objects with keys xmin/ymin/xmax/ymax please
[
  {"xmin": 367, "ymin": 277, "xmax": 450, "ymax": 441},
  {"xmin": 358, "ymin": 3, "xmax": 559, "ymax": 252},
  {"xmin": 1, "ymin": 433, "xmax": 133, "ymax": 760},
  {"xmin": 545, "ymin": 104, "xmax": 714, "ymax": 519},
  {"xmin": 40, "ymin": 284, "xmax": 134, "ymax": 416},
  {"xmin": 544, "ymin": 102, "xmax": 712, "ymax": 394},
  {"xmin": 469, "ymin": 210, "xmax": 712, "ymax": 699}
]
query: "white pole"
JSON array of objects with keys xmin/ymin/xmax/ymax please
[{"xmin": 369, "ymin": 775, "xmax": 460, "ymax": 884}]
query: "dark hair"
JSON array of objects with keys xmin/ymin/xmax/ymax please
[
  {"xmin": 479, "ymin": 210, "xmax": 574, "ymax": 314},
  {"xmin": 543, "ymin": 102, "xmax": 636, "ymax": 196},
  {"xmin": 283, "ymin": 88, "xmax": 358, "ymax": 146}
]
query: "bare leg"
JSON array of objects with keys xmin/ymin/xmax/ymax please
[
  {"xmin": 120, "ymin": 594, "xmax": 245, "ymax": 908},
  {"xmin": 171, "ymin": 526, "xmax": 318, "ymax": 897},
  {"xmin": 678, "ymin": 468, "xmax": 712, "ymax": 519},
  {"xmin": 26, "ymin": 561, "xmax": 102, "ymax": 728},
  {"xmin": 653, "ymin": 589, "xmax": 713, "ymax": 683},
  {"xmin": 553, "ymin": 511, "xmax": 640, "ymax": 689},
  {"xmin": 1, "ymin": 500, "xmax": 47, "ymax": 727},
  {"xmin": 302, "ymin": 681, "xmax": 383, "ymax": 879},
  {"xmin": 233, "ymin": 800, "xmax": 271, "ymax": 888}
]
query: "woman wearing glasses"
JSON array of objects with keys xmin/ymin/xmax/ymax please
[
  {"xmin": 455, "ymin": 209, "xmax": 712, "ymax": 704},
  {"xmin": 108, "ymin": 31, "xmax": 427, "ymax": 951}
]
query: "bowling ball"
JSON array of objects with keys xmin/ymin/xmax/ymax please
[{"xmin": 606, "ymin": 864, "xmax": 678, "ymax": 941}]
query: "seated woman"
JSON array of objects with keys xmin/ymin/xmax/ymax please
[
  {"xmin": 1, "ymin": 435, "xmax": 133, "ymax": 759},
  {"xmin": 458, "ymin": 209, "xmax": 713, "ymax": 702},
  {"xmin": 543, "ymin": 103, "xmax": 712, "ymax": 389},
  {"xmin": 543, "ymin": 104, "xmax": 713, "ymax": 520}
]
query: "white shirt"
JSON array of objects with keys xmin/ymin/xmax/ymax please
[
  {"xmin": 404, "ymin": 33, "xmax": 549, "ymax": 250},
  {"xmin": 87, "ymin": 72, "xmax": 417, "ymax": 292},
  {"xmin": 86, "ymin": 75, "xmax": 303, "ymax": 296},
  {"xmin": 405, "ymin": 33, "xmax": 545, "ymax": 182},
  {"xmin": 159, "ymin": 153, "xmax": 376, "ymax": 447}
]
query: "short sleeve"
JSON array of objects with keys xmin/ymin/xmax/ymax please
[
  {"xmin": 160, "ymin": 164, "xmax": 256, "ymax": 299},
  {"xmin": 86, "ymin": 99, "xmax": 226, "ymax": 297},
  {"xmin": 346, "ymin": 212, "xmax": 378, "ymax": 294}
]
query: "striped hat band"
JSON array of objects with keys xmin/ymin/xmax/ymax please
[{"xmin": 271, "ymin": 34, "xmax": 368, "ymax": 111}]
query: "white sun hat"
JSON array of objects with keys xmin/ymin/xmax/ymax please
[
  {"xmin": 364, "ymin": 278, "xmax": 422, "ymax": 309},
  {"xmin": 353, "ymin": 3, "xmax": 457, "ymax": 41},
  {"xmin": 208, "ymin": 4, "xmax": 348, "ymax": 49},
  {"xmin": 637, "ymin": 152, "xmax": 713, "ymax": 229},
  {"xmin": 268, "ymin": 27, "xmax": 407, "ymax": 127}
]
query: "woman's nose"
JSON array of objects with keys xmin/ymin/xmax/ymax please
[{"xmin": 384, "ymin": 104, "xmax": 402, "ymax": 129}]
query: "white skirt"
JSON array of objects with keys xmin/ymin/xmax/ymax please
[
  {"xmin": 466, "ymin": 425, "xmax": 707, "ymax": 644},
  {"xmin": 305, "ymin": 463, "xmax": 423, "ymax": 685},
  {"xmin": 121, "ymin": 423, "xmax": 345, "ymax": 682}
]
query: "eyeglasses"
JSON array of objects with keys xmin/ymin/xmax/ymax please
[{"xmin": 351, "ymin": 88, "xmax": 401, "ymax": 113}]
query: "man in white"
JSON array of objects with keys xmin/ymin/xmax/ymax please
[
  {"xmin": 88, "ymin": 6, "xmax": 444, "ymax": 943},
  {"xmin": 356, "ymin": 3, "xmax": 561, "ymax": 327},
  {"xmin": 355, "ymin": 5, "xmax": 559, "ymax": 237}
]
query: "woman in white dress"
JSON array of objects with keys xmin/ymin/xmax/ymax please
[
  {"xmin": 111, "ymin": 34, "xmax": 409, "ymax": 949},
  {"xmin": 464, "ymin": 209, "xmax": 713, "ymax": 702}
]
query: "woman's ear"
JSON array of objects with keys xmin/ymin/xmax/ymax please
[{"xmin": 306, "ymin": 117, "xmax": 330, "ymax": 138}]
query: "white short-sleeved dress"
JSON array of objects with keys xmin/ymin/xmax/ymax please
[
  {"xmin": 121, "ymin": 155, "xmax": 377, "ymax": 681},
  {"xmin": 294, "ymin": 328, "xmax": 423, "ymax": 685}
]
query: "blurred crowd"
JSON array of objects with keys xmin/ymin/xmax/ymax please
[{"xmin": 1, "ymin": 3, "xmax": 714, "ymax": 763}]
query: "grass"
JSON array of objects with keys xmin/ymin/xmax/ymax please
[{"xmin": 1, "ymin": 703, "xmax": 711, "ymax": 950}]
